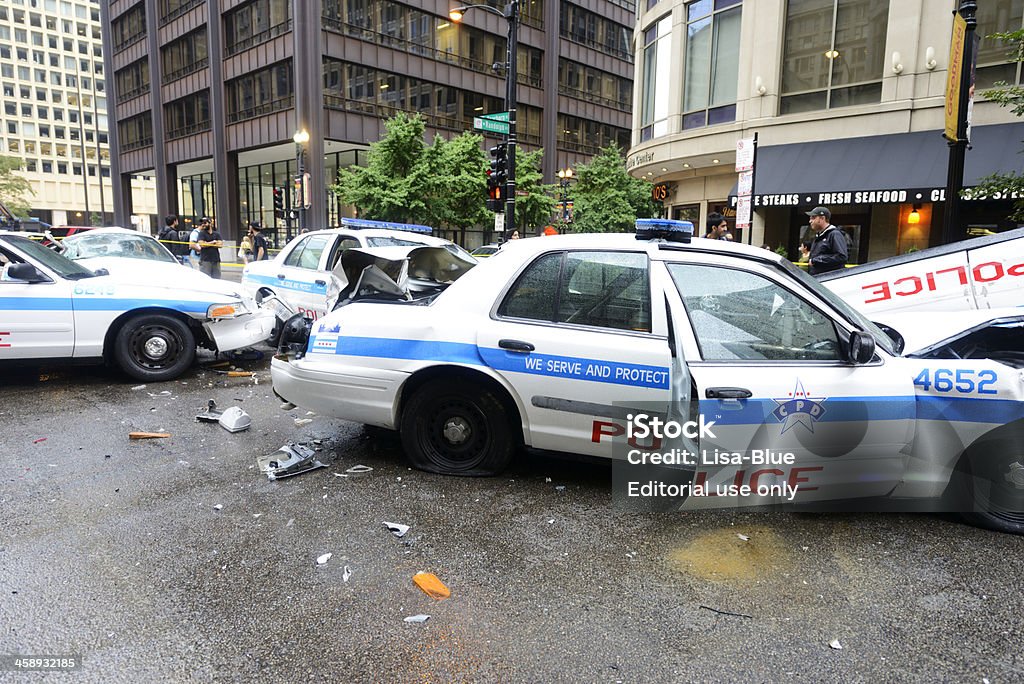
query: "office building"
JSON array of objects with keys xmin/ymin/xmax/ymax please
[
  {"xmin": 105, "ymin": 0, "xmax": 636, "ymax": 246},
  {"xmin": 628, "ymin": 0, "xmax": 1024, "ymax": 261}
]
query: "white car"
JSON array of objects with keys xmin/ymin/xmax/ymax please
[
  {"xmin": 0, "ymin": 231, "xmax": 275, "ymax": 381},
  {"xmin": 271, "ymin": 220, "xmax": 1024, "ymax": 534},
  {"xmin": 240, "ymin": 219, "xmax": 476, "ymax": 323},
  {"xmin": 59, "ymin": 226, "xmax": 212, "ymax": 282}
]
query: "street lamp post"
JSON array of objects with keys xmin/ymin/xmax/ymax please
[
  {"xmin": 450, "ymin": 1, "xmax": 518, "ymax": 240},
  {"xmin": 557, "ymin": 167, "xmax": 573, "ymax": 225},
  {"xmin": 293, "ymin": 129, "xmax": 309, "ymax": 234}
]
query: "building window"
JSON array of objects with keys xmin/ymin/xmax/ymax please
[
  {"xmin": 115, "ymin": 57, "xmax": 149, "ymax": 102},
  {"xmin": 226, "ymin": 60, "xmax": 294, "ymax": 123},
  {"xmin": 780, "ymin": 0, "xmax": 888, "ymax": 115},
  {"xmin": 161, "ymin": 28, "xmax": 208, "ymax": 81},
  {"xmin": 640, "ymin": 15, "xmax": 671, "ymax": 142},
  {"xmin": 559, "ymin": 113, "xmax": 630, "ymax": 155},
  {"xmin": 558, "ymin": 59, "xmax": 632, "ymax": 110},
  {"xmin": 976, "ymin": 0, "xmax": 1024, "ymax": 89},
  {"xmin": 118, "ymin": 112, "xmax": 153, "ymax": 151},
  {"xmin": 159, "ymin": 0, "xmax": 203, "ymax": 24},
  {"xmin": 683, "ymin": 0, "xmax": 741, "ymax": 130},
  {"xmin": 165, "ymin": 90, "xmax": 211, "ymax": 139},
  {"xmin": 559, "ymin": 3, "xmax": 632, "ymax": 61},
  {"xmin": 225, "ymin": 0, "xmax": 292, "ymax": 56},
  {"xmin": 112, "ymin": 5, "xmax": 146, "ymax": 51}
]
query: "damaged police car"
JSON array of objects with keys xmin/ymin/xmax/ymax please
[
  {"xmin": 272, "ymin": 221, "xmax": 1024, "ymax": 534},
  {"xmin": 1, "ymin": 231, "xmax": 274, "ymax": 381}
]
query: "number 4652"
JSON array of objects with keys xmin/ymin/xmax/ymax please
[{"xmin": 913, "ymin": 368, "xmax": 998, "ymax": 394}]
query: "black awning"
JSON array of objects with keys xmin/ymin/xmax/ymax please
[{"xmin": 730, "ymin": 123, "xmax": 1024, "ymax": 205}]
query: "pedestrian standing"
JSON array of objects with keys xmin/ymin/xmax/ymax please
[
  {"xmin": 237, "ymin": 230, "xmax": 253, "ymax": 265},
  {"xmin": 195, "ymin": 218, "xmax": 224, "ymax": 279},
  {"xmin": 806, "ymin": 206, "xmax": 848, "ymax": 275},
  {"xmin": 705, "ymin": 212, "xmax": 729, "ymax": 240},
  {"xmin": 158, "ymin": 215, "xmax": 182, "ymax": 263},
  {"xmin": 249, "ymin": 222, "xmax": 269, "ymax": 261},
  {"xmin": 186, "ymin": 219, "xmax": 204, "ymax": 270}
]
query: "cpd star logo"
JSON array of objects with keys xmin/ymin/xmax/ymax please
[{"xmin": 771, "ymin": 380, "xmax": 827, "ymax": 434}]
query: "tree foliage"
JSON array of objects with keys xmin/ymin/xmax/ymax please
[
  {"xmin": 419, "ymin": 132, "xmax": 491, "ymax": 231},
  {"xmin": 567, "ymin": 143, "xmax": 660, "ymax": 233},
  {"xmin": 512, "ymin": 148, "xmax": 556, "ymax": 234},
  {"xmin": 975, "ymin": 28, "xmax": 1024, "ymax": 220},
  {"xmin": 0, "ymin": 156, "xmax": 34, "ymax": 218}
]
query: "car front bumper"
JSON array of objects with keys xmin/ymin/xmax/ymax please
[{"xmin": 203, "ymin": 309, "xmax": 276, "ymax": 352}]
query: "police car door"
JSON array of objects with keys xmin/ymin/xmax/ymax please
[
  {"xmin": 477, "ymin": 248, "xmax": 673, "ymax": 456},
  {"xmin": 661, "ymin": 256, "xmax": 914, "ymax": 507},
  {"xmin": 0, "ymin": 238, "xmax": 75, "ymax": 359},
  {"xmin": 274, "ymin": 233, "xmax": 336, "ymax": 320}
]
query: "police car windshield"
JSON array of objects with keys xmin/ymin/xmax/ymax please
[
  {"xmin": 366, "ymin": 237, "xmax": 425, "ymax": 248},
  {"xmin": 779, "ymin": 259, "xmax": 896, "ymax": 355},
  {"xmin": 4, "ymin": 234, "xmax": 96, "ymax": 279},
  {"xmin": 63, "ymin": 233, "xmax": 177, "ymax": 264}
]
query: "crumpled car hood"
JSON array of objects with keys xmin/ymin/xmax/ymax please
[{"xmin": 331, "ymin": 245, "xmax": 475, "ymax": 303}]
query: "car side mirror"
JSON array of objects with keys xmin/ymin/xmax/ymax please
[
  {"xmin": 4, "ymin": 262, "xmax": 47, "ymax": 282},
  {"xmin": 849, "ymin": 330, "xmax": 876, "ymax": 364}
]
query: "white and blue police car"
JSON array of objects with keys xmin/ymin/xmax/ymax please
[
  {"xmin": 271, "ymin": 220, "xmax": 1024, "ymax": 533},
  {"xmin": 1, "ymin": 230, "xmax": 275, "ymax": 381},
  {"xmin": 241, "ymin": 218, "xmax": 476, "ymax": 324}
]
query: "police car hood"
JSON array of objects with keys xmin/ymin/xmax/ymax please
[
  {"xmin": 872, "ymin": 308, "xmax": 1024, "ymax": 354},
  {"xmin": 77, "ymin": 257, "xmax": 247, "ymax": 298},
  {"xmin": 331, "ymin": 245, "xmax": 475, "ymax": 301}
]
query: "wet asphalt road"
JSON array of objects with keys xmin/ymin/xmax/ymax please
[{"xmin": 2, "ymin": 353, "xmax": 1023, "ymax": 683}]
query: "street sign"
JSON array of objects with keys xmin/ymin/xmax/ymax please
[
  {"xmin": 494, "ymin": 212, "xmax": 505, "ymax": 234},
  {"xmin": 474, "ymin": 117, "xmax": 510, "ymax": 135},
  {"xmin": 480, "ymin": 111, "xmax": 510, "ymax": 122},
  {"xmin": 736, "ymin": 137, "xmax": 755, "ymax": 172}
]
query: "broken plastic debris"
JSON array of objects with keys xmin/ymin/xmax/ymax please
[
  {"xmin": 317, "ymin": 553, "xmax": 332, "ymax": 565},
  {"xmin": 147, "ymin": 390, "xmax": 172, "ymax": 397},
  {"xmin": 737, "ymin": 534, "xmax": 750, "ymax": 541},
  {"xmin": 343, "ymin": 566, "xmax": 352, "ymax": 582},
  {"xmin": 213, "ymin": 504, "xmax": 223, "ymax": 511},
  {"xmin": 196, "ymin": 399, "xmax": 224, "ymax": 423},
  {"xmin": 413, "ymin": 572, "xmax": 451, "ymax": 600},
  {"xmin": 829, "ymin": 639, "xmax": 843, "ymax": 650},
  {"xmin": 403, "ymin": 614, "xmax": 430, "ymax": 623},
  {"xmin": 294, "ymin": 418, "xmax": 313, "ymax": 426},
  {"xmin": 280, "ymin": 401, "xmax": 296, "ymax": 410},
  {"xmin": 345, "ymin": 464, "xmax": 373, "ymax": 474},
  {"xmin": 129, "ymin": 432, "xmax": 170, "ymax": 439},
  {"xmin": 33, "ymin": 437, "xmax": 47, "ymax": 444},
  {"xmin": 256, "ymin": 443, "xmax": 326, "ymax": 480},
  {"xmin": 218, "ymin": 406, "xmax": 251, "ymax": 433},
  {"xmin": 131, "ymin": 384, "xmax": 147, "ymax": 390},
  {"xmin": 384, "ymin": 521, "xmax": 410, "ymax": 538},
  {"xmin": 555, "ymin": 485, "xmax": 565, "ymax": 491}
]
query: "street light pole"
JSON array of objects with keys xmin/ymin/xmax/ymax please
[
  {"xmin": 450, "ymin": 1, "xmax": 518, "ymax": 240},
  {"xmin": 941, "ymin": 0, "xmax": 978, "ymax": 245},
  {"xmin": 557, "ymin": 167, "xmax": 573, "ymax": 225}
]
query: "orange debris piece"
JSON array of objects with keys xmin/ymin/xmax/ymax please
[
  {"xmin": 413, "ymin": 572, "xmax": 451, "ymax": 600},
  {"xmin": 129, "ymin": 432, "xmax": 171, "ymax": 439}
]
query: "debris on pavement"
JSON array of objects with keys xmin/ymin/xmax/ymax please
[
  {"xmin": 317, "ymin": 553, "xmax": 332, "ymax": 565},
  {"xmin": 213, "ymin": 504, "xmax": 223, "ymax": 511},
  {"xmin": 413, "ymin": 572, "xmax": 451, "ymax": 600},
  {"xmin": 737, "ymin": 534, "xmax": 750, "ymax": 542},
  {"xmin": 294, "ymin": 418, "xmax": 313, "ymax": 426},
  {"xmin": 218, "ymin": 406, "xmax": 251, "ymax": 433},
  {"xmin": 280, "ymin": 402, "xmax": 296, "ymax": 410},
  {"xmin": 829, "ymin": 639, "xmax": 843, "ymax": 650},
  {"xmin": 699, "ymin": 605, "xmax": 753, "ymax": 619},
  {"xmin": 131, "ymin": 384, "xmax": 147, "ymax": 390},
  {"xmin": 32, "ymin": 437, "xmax": 47, "ymax": 444},
  {"xmin": 195, "ymin": 399, "xmax": 223, "ymax": 422},
  {"xmin": 224, "ymin": 348, "xmax": 264, "ymax": 363},
  {"xmin": 129, "ymin": 432, "xmax": 170, "ymax": 439},
  {"xmin": 345, "ymin": 464, "xmax": 373, "ymax": 475},
  {"xmin": 256, "ymin": 443, "xmax": 326, "ymax": 480},
  {"xmin": 383, "ymin": 521, "xmax": 410, "ymax": 538},
  {"xmin": 403, "ymin": 614, "xmax": 430, "ymax": 623},
  {"xmin": 343, "ymin": 566, "xmax": 352, "ymax": 582}
]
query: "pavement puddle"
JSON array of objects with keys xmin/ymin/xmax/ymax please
[{"xmin": 669, "ymin": 525, "xmax": 790, "ymax": 581}]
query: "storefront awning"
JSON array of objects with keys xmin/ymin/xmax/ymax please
[{"xmin": 729, "ymin": 123, "xmax": 1024, "ymax": 206}]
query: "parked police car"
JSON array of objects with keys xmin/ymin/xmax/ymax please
[
  {"xmin": 240, "ymin": 218, "xmax": 476, "ymax": 324},
  {"xmin": 0, "ymin": 231, "xmax": 274, "ymax": 381},
  {"xmin": 271, "ymin": 221, "xmax": 1024, "ymax": 534},
  {"xmin": 820, "ymin": 227, "xmax": 1024, "ymax": 315}
]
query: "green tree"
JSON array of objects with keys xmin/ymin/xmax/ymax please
[
  {"xmin": 331, "ymin": 112, "xmax": 428, "ymax": 222},
  {"xmin": 419, "ymin": 132, "xmax": 491, "ymax": 234},
  {"xmin": 0, "ymin": 155, "xmax": 34, "ymax": 219},
  {"xmin": 568, "ymin": 143, "xmax": 660, "ymax": 233},
  {"xmin": 972, "ymin": 28, "xmax": 1024, "ymax": 220},
  {"xmin": 512, "ymin": 148, "xmax": 556, "ymax": 235}
]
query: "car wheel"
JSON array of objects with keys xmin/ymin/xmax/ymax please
[
  {"xmin": 114, "ymin": 314, "xmax": 196, "ymax": 382},
  {"xmin": 400, "ymin": 379, "xmax": 515, "ymax": 476},
  {"xmin": 958, "ymin": 452, "xmax": 1024, "ymax": 534}
]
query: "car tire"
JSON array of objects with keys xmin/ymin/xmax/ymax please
[
  {"xmin": 957, "ymin": 452, "xmax": 1024, "ymax": 535},
  {"xmin": 400, "ymin": 378, "xmax": 515, "ymax": 476},
  {"xmin": 114, "ymin": 314, "xmax": 196, "ymax": 382}
]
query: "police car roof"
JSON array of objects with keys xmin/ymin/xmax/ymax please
[
  {"xmin": 299, "ymin": 227, "xmax": 450, "ymax": 244},
  {"xmin": 494, "ymin": 232, "xmax": 785, "ymax": 263}
]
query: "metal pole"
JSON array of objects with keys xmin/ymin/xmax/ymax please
[
  {"xmin": 504, "ymin": 0, "xmax": 518, "ymax": 240},
  {"xmin": 942, "ymin": 0, "xmax": 977, "ymax": 245},
  {"xmin": 296, "ymin": 143, "xmax": 306, "ymax": 233},
  {"xmin": 74, "ymin": 74, "xmax": 90, "ymax": 222}
]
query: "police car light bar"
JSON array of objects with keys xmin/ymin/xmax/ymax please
[
  {"xmin": 340, "ymin": 217, "xmax": 433, "ymax": 234},
  {"xmin": 635, "ymin": 219, "xmax": 693, "ymax": 243}
]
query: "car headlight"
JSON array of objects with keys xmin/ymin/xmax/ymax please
[{"xmin": 208, "ymin": 302, "xmax": 244, "ymax": 318}]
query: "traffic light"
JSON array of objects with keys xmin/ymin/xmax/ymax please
[
  {"xmin": 485, "ymin": 169, "xmax": 502, "ymax": 212},
  {"xmin": 273, "ymin": 187, "xmax": 284, "ymax": 216},
  {"xmin": 489, "ymin": 143, "xmax": 507, "ymax": 188}
]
